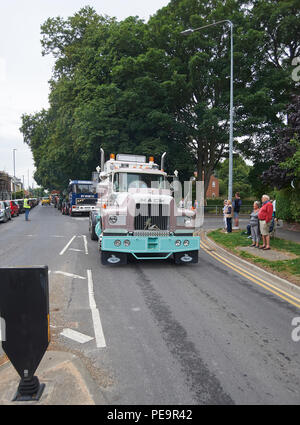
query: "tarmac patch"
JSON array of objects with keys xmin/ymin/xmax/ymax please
[{"xmin": 236, "ymin": 246, "xmax": 298, "ymax": 261}]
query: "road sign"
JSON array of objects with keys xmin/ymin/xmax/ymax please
[{"xmin": 0, "ymin": 266, "xmax": 50, "ymax": 401}]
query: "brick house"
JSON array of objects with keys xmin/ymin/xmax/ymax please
[{"xmin": 194, "ymin": 172, "xmax": 220, "ymax": 199}]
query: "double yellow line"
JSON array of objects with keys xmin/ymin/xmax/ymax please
[{"xmin": 200, "ymin": 240, "xmax": 300, "ymax": 310}]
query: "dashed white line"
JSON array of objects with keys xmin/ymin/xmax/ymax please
[
  {"xmin": 82, "ymin": 235, "xmax": 88, "ymax": 255},
  {"xmin": 87, "ymin": 269, "xmax": 106, "ymax": 348},
  {"xmin": 60, "ymin": 328, "xmax": 94, "ymax": 344},
  {"xmin": 59, "ymin": 235, "xmax": 76, "ymax": 256},
  {"xmin": 53, "ymin": 271, "xmax": 86, "ymax": 280}
]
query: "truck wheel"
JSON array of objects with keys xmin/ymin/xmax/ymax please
[{"xmin": 90, "ymin": 224, "xmax": 98, "ymax": 241}]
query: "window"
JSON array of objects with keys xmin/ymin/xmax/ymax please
[
  {"xmin": 113, "ymin": 173, "xmax": 165, "ymax": 192},
  {"xmin": 72, "ymin": 184, "xmax": 93, "ymax": 194}
]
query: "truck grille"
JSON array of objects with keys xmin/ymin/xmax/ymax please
[{"xmin": 134, "ymin": 203, "xmax": 169, "ymax": 231}]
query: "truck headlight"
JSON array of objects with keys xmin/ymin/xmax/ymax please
[
  {"xmin": 124, "ymin": 240, "xmax": 130, "ymax": 247},
  {"xmin": 183, "ymin": 240, "xmax": 190, "ymax": 247},
  {"xmin": 114, "ymin": 240, "xmax": 121, "ymax": 247},
  {"xmin": 175, "ymin": 240, "xmax": 181, "ymax": 247}
]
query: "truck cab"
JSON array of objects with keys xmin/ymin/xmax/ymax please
[{"xmin": 90, "ymin": 151, "xmax": 200, "ymax": 265}]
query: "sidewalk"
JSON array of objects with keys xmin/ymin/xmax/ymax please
[
  {"xmin": 0, "ymin": 351, "xmax": 99, "ymax": 405},
  {"xmin": 276, "ymin": 222, "xmax": 300, "ymax": 244},
  {"xmin": 0, "ymin": 349, "xmax": 106, "ymax": 405}
]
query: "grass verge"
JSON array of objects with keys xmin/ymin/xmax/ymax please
[{"xmin": 207, "ymin": 229, "xmax": 300, "ymax": 284}]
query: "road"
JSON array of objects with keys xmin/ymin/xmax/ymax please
[{"xmin": 0, "ymin": 204, "xmax": 299, "ymax": 405}]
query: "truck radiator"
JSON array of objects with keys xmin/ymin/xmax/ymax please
[{"xmin": 134, "ymin": 203, "xmax": 169, "ymax": 230}]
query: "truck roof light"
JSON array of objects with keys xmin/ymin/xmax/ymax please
[
  {"xmin": 116, "ymin": 154, "xmax": 146, "ymax": 163},
  {"xmin": 110, "ymin": 153, "xmax": 115, "ymax": 160},
  {"xmin": 149, "ymin": 156, "xmax": 154, "ymax": 162}
]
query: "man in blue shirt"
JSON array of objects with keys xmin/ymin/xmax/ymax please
[{"xmin": 233, "ymin": 192, "xmax": 242, "ymax": 228}]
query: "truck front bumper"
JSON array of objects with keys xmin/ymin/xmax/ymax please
[{"xmin": 101, "ymin": 235, "xmax": 200, "ymax": 260}]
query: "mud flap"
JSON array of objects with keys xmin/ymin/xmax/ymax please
[
  {"xmin": 101, "ymin": 251, "xmax": 128, "ymax": 265},
  {"xmin": 174, "ymin": 250, "xmax": 198, "ymax": 264}
]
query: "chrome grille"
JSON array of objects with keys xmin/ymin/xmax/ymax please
[{"xmin": 134, "ymin": 203, "xmax": 169, "ymax": 230}]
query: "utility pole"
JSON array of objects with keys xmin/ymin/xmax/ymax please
[
  {"xmin": 12, "ymin": 149, "xmax": 17, "ymax": 199},
  {"xmin": 181, "ymin": 20, "xmax": 234, "ymax": 200}
]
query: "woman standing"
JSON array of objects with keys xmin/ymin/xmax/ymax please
[
  {"xmin": 225, "ymin": 200, "xmax": 233, "ymax": 233},
  {"xmin": 250, "ymin": 201, "xmax": 260, "ymax": 247}
]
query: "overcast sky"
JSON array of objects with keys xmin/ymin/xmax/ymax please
[{"xmin": 0, "ymin": 0, "xmax": 170, "ymax": 188}]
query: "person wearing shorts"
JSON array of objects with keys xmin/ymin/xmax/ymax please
[
  {"xmin": 258, "ymin": 195, "xmax": 273, "ymax": 250},
  {"xmin": 233, "ymin": 192, "xmax": 242, "ymax": 228}
]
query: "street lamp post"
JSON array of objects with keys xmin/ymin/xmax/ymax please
[
  {"xmin": 12, "ymin": 148, "xmax": 17, "ymax": 199},
  {"xmin": 181, "ymin": 20, "xmax": 234, "ymax": 200}
]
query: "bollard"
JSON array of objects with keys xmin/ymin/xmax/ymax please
[{"xmin": 0, "ymin": 266, "xmax": 50, "ymax": 401}]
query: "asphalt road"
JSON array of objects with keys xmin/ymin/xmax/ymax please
[{"xmin": 0, "ymin": 205, "xmax": 299, "ymax": 405}]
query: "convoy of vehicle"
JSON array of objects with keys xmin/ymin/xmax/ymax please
[
  {"xmin": 0, "ymin": 197, "xmax": 39, "ymax": 225},
  {"xmin": 89, "ymin": 150, "xmax": 200, "ymax": 265},
  {"xmin": 1, "ymin": 154, "xmax": 201, "ymax": 266},
  {"xmin": 0, "ymin": 201, "xmax": 12, "ymax": 222}
]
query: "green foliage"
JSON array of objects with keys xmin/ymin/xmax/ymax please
[
  {"xmin": 215, "ymin": 155, "xmax": 253, "ymax": 199},
  {"xmin": 19, "ymin": 1, "xmax": 300, "ymax": 193},
  {"xmin": 208, "ymin": 229, "xmax": 300, "ymax": 277},
  {"xmin": 276, "ymin": 187, "xmax": 300, "ymax": 223},
  {"xmin": 12, "ymin": 191, "xmax": 24, "ymax": 199}
]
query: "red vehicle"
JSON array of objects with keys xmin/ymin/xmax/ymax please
[{"xmin": 5, "ymin": 200, "xmax": 19, "ymax": 217}]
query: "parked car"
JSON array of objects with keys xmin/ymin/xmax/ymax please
[
  {"xmin": 5, "ymin": 200, "xmax": 19, "ymax": 217},
  {"xmin": 0, "ymin": 201, "xmax": 12, "ymax": 222},
  {"xmin": 15, "ymin": 199, "xmax": 25, "ymax": 213},
  {"xmin": 41, "ymin": 197, "xmax": 50, "ymax": 205}
]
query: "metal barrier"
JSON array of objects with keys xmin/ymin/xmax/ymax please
[{"xmin": 204, "ymin": 205, "xmax": 253, "ymax": 215}]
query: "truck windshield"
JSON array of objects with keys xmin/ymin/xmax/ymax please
[
  {"xmin": 113, "ymin": 172, "xmax": 165, "ymax": 192},
  {"xmin": 73, "ymin": 184, "xmax": 93, "ymax": 194}
]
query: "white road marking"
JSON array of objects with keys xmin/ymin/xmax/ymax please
[
  {"xmin": 51, "ymin": 235, "xmax": 65, "ymax": 238},
  {"xmin": 59, "ymin": 235, "xmax": 76, "ymax": 256},
  {"xmin": 82, "ymin": 235, "xmax": 88, "ymax": 255},
  {"xmin": 60, "ymin": 328, "xmax": 94, "ymax": 344},
  {"xmin": 87, "ymin": 269, "xmax": 106, "ymax": 348},
  {"xmin": 131, "ymin": 307, "xmax": 141, "ymax": 312},
  {"xmin": 53, "ymin": 271, "xmax": 86, "ymax": 280},
  {"xmin": 69, "ymin": 248, "xmax": 84, "ymax": 252},
  {"xmin": 0, "ymin": 317, "xmax": 5, "ymax": 341}
]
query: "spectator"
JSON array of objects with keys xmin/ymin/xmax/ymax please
[
  {"xmin": 232, "ymin": 192, "xmax": 242, "ymax": 228},
  {"xmin": 225, "ymin": 200, "xmax": 233, "ymax": 233},
  {"xmin": 272, "ymin": 197, "xmax": 279, "ymax": 226},
  {"xmin": 223, "ymin": 200, "xmax": 228, "ymax": 230},
  {"xmin": 258, "ymin": 194, "xmax": 273, "ymax": 250},
  {"xmin": 250, "ymin": 201, "xmax": 260, "ymax": 248}
]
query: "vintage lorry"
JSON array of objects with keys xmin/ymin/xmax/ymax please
[{"xmin": 89, "ymin": 149, "xmax": 200, "ymax": 265}]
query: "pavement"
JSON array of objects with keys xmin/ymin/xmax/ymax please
[{"xmin": 0, "ymin": 206, "xmax": 300, "ymax": 405}]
